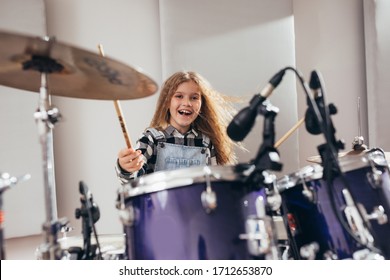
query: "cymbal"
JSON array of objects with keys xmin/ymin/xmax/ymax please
[
  {"xmin": 306, "ymin": 151, "xmax": 357, "ymax": 164},
  {"xmin": 307, "ymin": 148, "xmax": 390, "ymax": 164},
  {"xmin": 0, "ymin": 29, "xmax": 158, "ymax": 100}
]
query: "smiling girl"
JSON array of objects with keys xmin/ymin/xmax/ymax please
[{"xmin": 116, "ymin": 71, "xmax": 240, "ymax": 182}]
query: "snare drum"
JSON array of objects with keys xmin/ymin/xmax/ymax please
[
  {"xmin": 118, "ymin": 165, "xmax": 277, "ymax": 260},
  {"xmin": 277, "ymin": 149, "xmax": 390, "ymax": 260}
]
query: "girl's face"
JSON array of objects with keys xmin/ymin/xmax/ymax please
[{"xmin": 168, "ymin": 80, "xmax": 202, "ymax": 134}]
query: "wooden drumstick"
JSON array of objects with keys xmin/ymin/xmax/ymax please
[
  {"xmin": 274, "ymin": 117, "xmax": 305, "ymax": 148},
  {"xmin": 97, "ymin": 44, "xmax": 133, "ymax": 149}
]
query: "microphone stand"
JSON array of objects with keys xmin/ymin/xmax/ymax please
[
  {"xmin": 245, "ymin": 102, "xmax": 283, "ymax": 186},
  {"xmin": 75, "ymin": 181, "xmax": 101, "ymax": 260},
  {"xmin": 304, "ymin": 70, "xmax": 382, "ymax": 257}
]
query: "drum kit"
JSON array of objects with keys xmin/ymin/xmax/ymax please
[{"xmin": 1, "ymin": 29, "xmax": 390, "ymax": 260}]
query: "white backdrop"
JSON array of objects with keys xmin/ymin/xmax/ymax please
[
  {"xmin": 364, "ymin": 0, "xmax": 390, "ymax": 151},
  {"xmin": 294, "ymin": 0, "xmax": 368, "ymax": 166},
  {"xmin": 0, "ymin": 0, "xmax": 47, "ymax": 237}
]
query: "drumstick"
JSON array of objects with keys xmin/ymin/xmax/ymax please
[
  {"xmin": 97, "ymin": 44, "xmax": 133, "ymax": 149},
  {"xmin": 274, "ymin": 117, "xmax": 305, "ymax": 148}
]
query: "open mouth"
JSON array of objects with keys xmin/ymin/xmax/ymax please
[{"xmin": 178, "ymin": 109, "xmax": 192, "ymax": 116}]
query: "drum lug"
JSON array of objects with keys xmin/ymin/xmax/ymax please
[
  {"xmin": 299, "ymin": 172, "xmax": 315, "ymax": 203},
  {"xmin": 365, "ymin": 205, "xmax": 388, "ymax": 225},
  {"xmin": 201, "ymin": 166, "xmax": 217, "ymax": 213},
  {"xmin": 301, "ymin": 183, "xmax": 315, "ymax": 203},
  {"xmin": 342, "ymin": 189, "xmax": 375, "ymax": 245},
  {"xmin": 118, "ymin": 204, "xmax": 135, "ymax": 226},
  {"xmin": 239, "ymin": 215, "xmax": 273, "ymax": 257},
  {"xmin": 352, "ymin": 249, "xmax": 385, "ymax": 260},
  {"xmin": 117, "ymin": 185, "xmax": 134, "ymax": 226},
  {"xmin": 201, "ymin": 189, "xmax": 217, "ymax": 213},
  {"xmin": 367, "ymin": 164, "xmax": 383, "ymax": 189},
  {"xmin": 239, "ymin": 196, "xmax": 279, "ymax": 259},
  {"xmin": 299, "ymin": 242, "xmax": 319, "ymax": 260}
]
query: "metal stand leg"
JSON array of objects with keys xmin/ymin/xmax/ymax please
[{"xmin": 34, "ymin": 73, "xmax": 67, "ymax": 260}]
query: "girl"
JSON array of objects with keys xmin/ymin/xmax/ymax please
[{"xmin": 116, "ymin": 71, "xmax": 241, "ymax": 183}]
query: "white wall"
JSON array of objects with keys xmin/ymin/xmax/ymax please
[
  {"xmin": 0, "ymin": 0, "xmax": 47, "ymax": 238},
  {"xmin": 294, "ymin": 0, "xmax": 367, "ymax": 167},
  {"xmin": 364, "ymin": 0, "xmax": 390, "ymax": 151}
]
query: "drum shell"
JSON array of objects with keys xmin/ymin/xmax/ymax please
[
  {"xmin": 277, "ymin": 151, "xmax": 390, "ymax": 260},
  {"xmin": 120, "ymin": 166, "xmax": 267, "ymax": 260}
]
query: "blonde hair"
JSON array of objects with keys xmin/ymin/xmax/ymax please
[{"xmin": 150, "ymin": 71, "xmax": 240, "ymax": 165}]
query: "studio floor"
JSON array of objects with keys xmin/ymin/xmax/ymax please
[{"xmin": 4, "ymin": 234, "xmax": 43, "ymax": 260}]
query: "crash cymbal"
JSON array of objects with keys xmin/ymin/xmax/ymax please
[
  {"xmin": 306, "ymin": 149, "xmax": 367, "ymax": 164},
  {"xmin": 0, "ymin": 29, "xmax": 158, "ymax": 100}
]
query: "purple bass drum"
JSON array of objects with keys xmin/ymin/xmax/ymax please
[
  {"xmin": 117, "ymin": 165, "xmax": 279, "ymax": 260},
  {"xmin": 276, "ymin": 149, "xmax": 390, "ymax": 260}
]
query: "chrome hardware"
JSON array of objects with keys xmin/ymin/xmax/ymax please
[
  {"xmin": 201, "ymin": 166, "xmax": 217, "ymax": 213},
  {"xmin": 342, "ymin": 189, "xmax": 374, "ymax": 245},
  {"xmin": 352, "ymin": 249, "xmax": 385, "ymax": 260},
  {"xmin": 117, "ymin": 185, "xmax": 135, "ymax": 226},
  {"xmin": 239, "ymin": 215, "xmax": 273, "ymax": 256},
  {"xmin": 240, "ymin": 195, "xmax": 279, "ymax": 259},
  {"xmin": 263, "ymin": 171, "xmax": 282, "ymax": 211},
  {"xmin": 118, "ymin": 205, "xmax": 135, "ymax": 226},
  {"xmin": 60, "ymin": 224, "xmax": 74, "ymax": 239},
  {"xmin": 323, "ymin": 250, "xmax": 338, "ymax": 260},
  {"xmin": 367, "ymin": 167, "xmax": 383, "ymax": 189},
  {"xmin": 299, "ymin": 172, "xmax": 315, "ymax": 203},
  {"xmin": 366, "ymin": 205, "xmax": 388, "ymax": 225},
  {"xmin": 0, "ymin": 172, "xmax": 31, "ymax": 191},
  {"xmin": 300, "ymin": 242, "xmax": 319, "ymax": 260}
]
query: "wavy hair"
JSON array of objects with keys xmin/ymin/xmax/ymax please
[{"xmin": 150, "ymin": 71, "xmax": 241, "ymax": 165}]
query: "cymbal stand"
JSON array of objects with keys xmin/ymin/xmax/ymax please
[{"xmin": 33, "ymin": 71, "xmax": 67, "ymax": 259}]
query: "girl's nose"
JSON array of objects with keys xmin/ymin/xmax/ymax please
[{"xmin": 183, "ymin": 97, "xmax": 192, "ymax": 106}]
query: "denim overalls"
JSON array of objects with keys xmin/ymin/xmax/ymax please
[{"xmin": 147, "ymin": 128, "xmax": 210, "ymax": 172}]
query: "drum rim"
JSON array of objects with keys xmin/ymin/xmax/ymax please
[
  {"xmin": 276, "ymin": 149, "xmax": 388, "ymax": 191},
  {"xmin": 119, "ymin": 165, "xmax": 245, "ymax": 198}
]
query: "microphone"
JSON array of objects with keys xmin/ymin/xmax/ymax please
[
  {"xmin": 227, "ymin": 69, "xmax": 286, "ymax": 141},
  {"xmin": 304, "ymin": 70, "xmax": 322, "ymax": 135}
]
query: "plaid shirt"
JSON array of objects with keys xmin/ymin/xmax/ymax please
[{"xmin": 116, "ymin": 125, "xmax": 217, "ymax": 184}]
